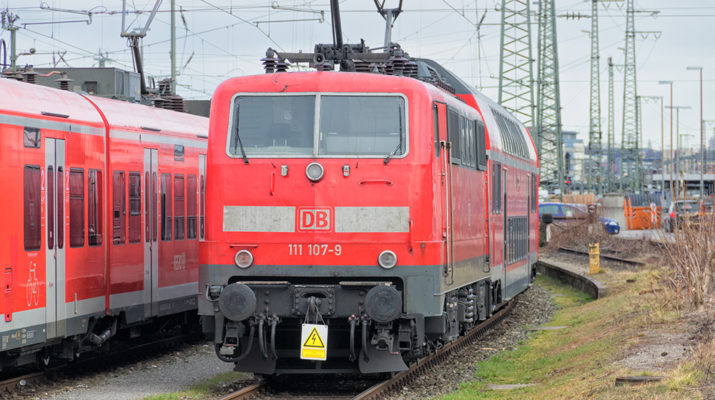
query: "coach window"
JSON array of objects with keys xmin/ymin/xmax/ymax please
[
  {"xmin": 492, "ymin": 162, "xmax": 501, "ymax": 214},
  {"xmin": 467, "ymin": 119, "xmax": 476, "ymax": 168},
  {"xmin": 200, "ymin": 175, "xmax": 205, "ymax": 240},
  {"xmin": 57, "ymin": 167, "xmax": 64, "ymax": 249},
  {"xmin": 129, "ymin": 172, "xmax": 141, "ymax": 243},
  {"xmin": 161, "ymin": 173, "xmax": 172, "ymax": 241},
  {"xmin": 88, "ymin": 169, "xmax": 103, "ymax": 246},
  {"xmin": 187, "ymin": 175, "xmax": 197, "ymax": 240},
  {"xmin": 23, "ymin": 127, "xmax": 41, "ymax": 148},
  {"xmin": 113, "ymin": 171, "xmax": 126, "ymax": 244},
  {"xmin": 23, "ymin": 165, "xmax": 41, "ymax": 250},
  {"xmin": 174, "ymin": 175, "xmax": 185, "ymax": 240},
  {"xmin": 447, "ymin": 108, "xmax": 460, "ymax": 164},
  {"xmin": 70, "ymin": 168, "xmax": 84, "ymax": 247},
  {"xmin": 47, "ymin": 166, "xmax": 54, "ymax": 249}
]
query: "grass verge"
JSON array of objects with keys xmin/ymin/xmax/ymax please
[
  {"xmin": 442, "ymin": 270, "xmax": 712, "ymax": 400},
  {"xmin": 142, "ymin": 371, "xmax": 244, "ymax": 400}
]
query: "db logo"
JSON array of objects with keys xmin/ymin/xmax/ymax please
[{"xmin": 297, "ymin": 207, "xmax": 333, "ymax": 232}]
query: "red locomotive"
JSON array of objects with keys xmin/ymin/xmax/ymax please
[
  {"xmin": 199, "ymin": 32, "xmax": 539, "ymax": 374},
  {"xmin": 0, "ymin": 77, "xmax": 207, "ymax": 370}
]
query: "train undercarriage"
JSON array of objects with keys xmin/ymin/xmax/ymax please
[{"xmin": 205, "ymin": 277, "xmax": 507, "ymax": 375}]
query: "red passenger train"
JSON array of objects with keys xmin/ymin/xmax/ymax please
[
  {"xmin": 199, "ymin": 44, "xmax": 539, "ymax": 374},
  {"xmin": 0, "ymin": 77, "xmax": 207, "ymax": 370}
]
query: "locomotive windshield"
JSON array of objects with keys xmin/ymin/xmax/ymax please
[{"xmin": 227, "ymin": 94, "xmax": 406, "ymax": 158}]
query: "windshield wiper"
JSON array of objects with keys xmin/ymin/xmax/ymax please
[
  {"xmin": 233, "ymin": 104, "xmax": 249, "ymax": 164},
  {"xmin": 384, "ymin": 106, "xmax": 403, "ymax": 165}
]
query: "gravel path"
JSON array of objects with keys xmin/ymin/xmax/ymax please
[
  {"xmin": 389, "ymin": 284, "xmax": 555, "ymax": 400},
  {"xmin": 10, "ymin": 342, "xmax": 248, "ymax": 400}
]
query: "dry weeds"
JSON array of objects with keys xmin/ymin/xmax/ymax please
[{"xmin": 658, "ymin": 213, "xmax": 715, "ymax": 310}]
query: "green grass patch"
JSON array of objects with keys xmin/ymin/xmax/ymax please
[
  {"xmin": 142, "ymin": 371, "xmax": 244, "ymax": 400},
  {"xmin": 441, "ymin": 271, "xmax": 708, "ymax": 400}
]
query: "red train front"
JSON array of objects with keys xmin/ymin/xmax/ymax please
[{"xmin": 200, "ymin": 47, "xmax": 539, "ymax": 374}]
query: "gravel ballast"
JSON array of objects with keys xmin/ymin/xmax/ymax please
[
  {"xmin": 390, "ymin": 284, "xmax": 555, "ymax": 400},
  {"xmin": 10, "ymin": 343, "xmax": 247, "ymax": 400}
]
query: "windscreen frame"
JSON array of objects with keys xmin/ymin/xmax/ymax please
[{"xmin": 225, "ymin": 92, "xmax": 410, "ymax": 159}]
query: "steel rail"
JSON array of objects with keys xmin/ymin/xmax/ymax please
[
  {"xmin": 353, "ymin": 298, "xmax": 517, "ymax": 400},
  {"xmin": 557, "ymin": 246, "xmax": 645, "ymax": 266},
  {"xmin": 217, "ymin": 298, "xmax": 518, "ymax": 400},
  {"xmin": 219, "ymin": 381, "xmax": 266, "ymax": 400}
]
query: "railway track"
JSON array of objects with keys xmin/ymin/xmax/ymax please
[
  {"xmin": 220, "ymin": 298, "xmax": 517, "ymax": 400},
  {"xmin": 0, "ymin": 332, "xmax": 199, "ymax": 395},
  {"xmin": 558, "ymin": 246, "xmax": 645, "ymax": 266}
]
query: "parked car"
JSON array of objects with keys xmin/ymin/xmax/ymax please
[
  {"xmin": 662, "ymin": 199, "xmax": 711, "ymax": 232},
  {"xmin": 539, "ymin": 202, "xmax": 620, "ymax": 234}
]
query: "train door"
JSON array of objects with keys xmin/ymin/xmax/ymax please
[
  {"xmin": 434, "ymin": 102, "xmax": 453, "ymax": 284},
  {"xmin": 502, "ymin": 167, "xmax": 508, "ymax": 300},
  {"xmin": 143, "ymin": 148, "xmax": 158, "ymax": 317},
  {"xmin": 45, "ymin": 138, "xmax": 66, "ymax": 339}
]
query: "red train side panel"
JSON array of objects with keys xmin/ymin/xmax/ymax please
[{"xmin": 0, "ymin": 78, "xmax": 207, "ymax": 369}]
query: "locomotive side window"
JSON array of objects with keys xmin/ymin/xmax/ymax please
[
  {"xmin": 433, "ymin": 103, "xmax": 440, "ymax": 158},
  {"xmin": 88, "ymin": 169, "xmax": 103, "ymax": 246},
  {"xmin": 229, "ymin": 95, "xmax": 314, "ymax": 156},
  {"xmin": 69, "ymin": 168, "xmax": 85, "ymax": 247},
  {"xmin": 174, "ymin": 175, "xmax": 185, "ymax": 240},
  {"xmin": 319, "ymin": 96, "xmax": 405, "ymax": 156},
  {"xmin": 492, "ymin": 162, "xmax": 501, "ymax": 214},
  {"xmin": 447, "ymin": 108, "xmax": 460, "ymax": 164},
  {"xmin": 476, "ymin": 121, "xmax": 487, "ymax": 171},
  {"xmin": 161, "ymin": 173, "xmax": 172, "ymax": 241},
  {"xmin": 113, "ymin": 171, "xmax": 126, "ymax": 245},
  {"xmin": 187, "ymin": 175, "xmax": 197, "ymax": 240},
  {"xmin": 128, "ymin": 172, "xmax": 141, "ymax": 243},
  {"xmin": 23, "ymin": 165, "xmax": 42, "ymax": 250}
]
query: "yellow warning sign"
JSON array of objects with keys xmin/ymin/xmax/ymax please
[
  {"xmin": 303, "ymin": 327, "xmax": 325, "ymax": 348},
  {"xmin": 300, "ymin": 323, "xmax": 328, "ymax": 361}
]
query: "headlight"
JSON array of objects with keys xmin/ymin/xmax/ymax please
[
  {"xmin": 305, "ymin": 162, "xmax": 324, "ymax": 182},
  {"xmin": 378, "ymin": 250, "xmax": 397, "ymax": 269},
  {"xmin": 234, "ymin": 250, "xmax": 254, "ymax": 269}
]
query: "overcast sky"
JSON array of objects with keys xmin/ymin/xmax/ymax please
[{"xmin": 2, "ymin": 0, "xmax": 714, "ymax": 150}]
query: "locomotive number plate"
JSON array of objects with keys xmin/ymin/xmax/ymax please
[
  {"xmin": 288, "ymin": 243, "xmax": 342, "ymax": 256},
  {"xmin": 300, "ymin": 323, "xmax": 328, "ymax": 361}
]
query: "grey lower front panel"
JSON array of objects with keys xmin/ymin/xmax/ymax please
[{"xmin": 198, "ymin": 263, "xmax": 445, "ymax": 317}]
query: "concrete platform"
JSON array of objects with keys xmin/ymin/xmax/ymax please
[{"xmin": 537, "ymin": 257, "xmax": 607, "ymax": 299}]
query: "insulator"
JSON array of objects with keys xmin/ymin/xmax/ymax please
[
  {"xmin": 404, "ymin": 61, "xmax": 418, "ymax": 78},
  {"xmin": 56, "ymin": 73, "xmax": 73, "ymax": 91},
  {"xmin": 261, "ymin": 48, "xmax": 278, "ymax": 73},
  {"xmin": 354, "ymin": 61, "xmax": 371, "ymax": 73},
  {"xmin": 22, "ymin": 66, "xmax": 38, "ymax": 84},
  {"xmin": 275, "ymin": 59, "xmax": 290, "ymax": 73},
  {"xmin": 153, "ymin": 97, "xmax": 167, "ymax": 109},
  {"xmin": 168, "ymin": 95, "xmax": 185, "ymax": 112},
  {"xmin": 157, "ymin": 79, "xmax": 172, "ymax": 96}
]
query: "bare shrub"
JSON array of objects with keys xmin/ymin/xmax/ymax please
[{"xmin": 659, "ymin": 212, "xmax": 715, "ymax": 309}]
